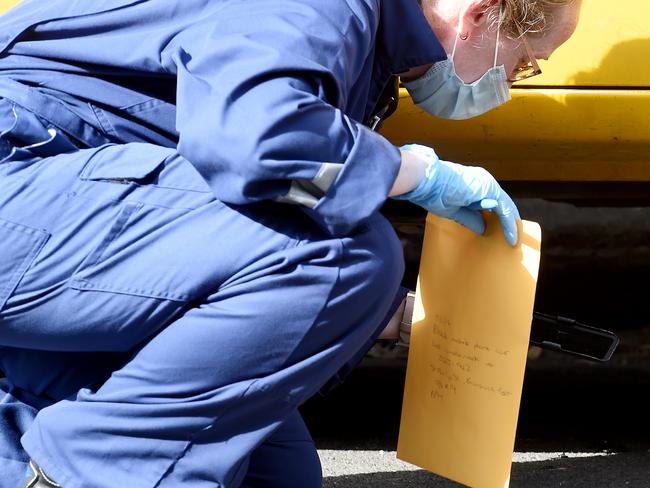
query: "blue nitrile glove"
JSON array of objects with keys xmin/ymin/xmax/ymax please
[{"xmin": 393, "ymin": 144, "xmax": 520, "ymax": 246}]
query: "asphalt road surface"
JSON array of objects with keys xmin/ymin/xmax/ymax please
[{"xmin": 300, "ymin": 329, "xmax": 650, "ymax": 488}]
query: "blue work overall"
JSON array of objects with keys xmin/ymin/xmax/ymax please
[
  {"xmin": 0, "ymin": 0, "xmax": 445, "ymax": 486},
  {"xmin": 0, "ymin": 84, "xmax": 405, "ymax": 487}
]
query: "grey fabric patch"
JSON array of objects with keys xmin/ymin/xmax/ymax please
[
  {"xmin": 276, "ymin": 162, "xmax": 343, "ymax": 208},
  {"xmin": 276, "ymin": 180, "xmax": 321, "ymax": 208},
  {"xmin": 311, "ymin": 162, "xmax": 343, "ymax": 193}
]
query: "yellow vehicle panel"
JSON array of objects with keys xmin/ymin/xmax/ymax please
[
  {"xmin": 523, "ymin": 0, "xmax": 650, "ymax": 88},
  {"xmin": 0, "ymin": 0, "xmax": 18, "ymax": 13},
  {"xmin": 382, "ymin": 88, "xmax": 650, "ymax": 181}
]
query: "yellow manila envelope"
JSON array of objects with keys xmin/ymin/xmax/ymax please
[{"xmin": 397, "ymin": 213, "xmax": 542, "ymax": 488}]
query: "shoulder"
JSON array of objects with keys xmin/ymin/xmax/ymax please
[
  {"xmin": 202, "ymin": 0, "xmax": 380, "ymax": 44},
  {"xmin": 167, "ymin": 0, "xmax": 381, "ymax": 70}
]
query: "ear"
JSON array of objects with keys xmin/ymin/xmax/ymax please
[{"xmin": 457, "ymin": 0, "xmax": 501, "ymax": 39}]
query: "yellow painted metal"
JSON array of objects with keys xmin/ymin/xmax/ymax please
[
  {"xmin": 0, "ymin": 0, "xmax": 20, "ymax": 14},
  {"xmin": 381, "ymin": 88, "xmax": 650, "ymax": 181},
  {"xmin": 521, "ymin": 0, "xmax": 650, "ymax": 87}
]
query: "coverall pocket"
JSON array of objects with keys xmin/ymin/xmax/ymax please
[
  {"xmin": 0, "ymin": 218, "xmax": 50, "ymax": 312},
  {"xmin": 66, "ymin": 200, "xmax": 213, "ymax": 302},
  {"xmin": 79, "ymin": 143, "xmax": 212, "ymax": 193},
  {"xmin": 68, "ymin": 144, "xmax": 218, "ymax": 302},
  {"xmin": 79, "ymin": 143, "xmax": 168, "ymax": 185}
]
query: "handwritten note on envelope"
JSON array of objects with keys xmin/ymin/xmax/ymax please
[{"xmin": 397, "ymin": 213, "xmax": 542, "ymax": 488}]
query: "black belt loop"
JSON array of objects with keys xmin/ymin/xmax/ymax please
[{"xmin": 368, "ymin": 76, "xmax": 400, "ymax": 132}]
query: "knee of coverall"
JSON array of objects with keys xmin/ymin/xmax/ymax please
[
  {"xmin": 336, "ymin": 212, "xmax": 405, "ymax": 327},
  {"xmin": 240, "ymin": 443, "xmax": 322, "ymax": 488},
  {"xmin": 240, "ymin": 410, "xmax": 322, "ymax": 488}
]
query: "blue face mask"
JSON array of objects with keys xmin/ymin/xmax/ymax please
[{"xmin": 403, "ymin": 27, "xmax": 511, "ymax": 120}]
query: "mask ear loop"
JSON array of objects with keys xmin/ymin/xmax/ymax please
[
  {"xmin": 451, "ymin": 30, "xmax": 461, "ymax": 60},
  {"xmin": 455, "ymin": 3, "xmax": 503, "ymax": 66},
  {"xmin": 493, "ymin": 3, "xmax": 505, "ymax": 68}
]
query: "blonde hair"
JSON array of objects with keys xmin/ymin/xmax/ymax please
[{"xmin": 486, "ymin": 0, "xmax": 576, "ymax": 38}]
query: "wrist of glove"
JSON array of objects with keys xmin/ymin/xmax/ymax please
[{"xmin": 392, "ymin": 144, "xmax": 520, "ymax": 246}]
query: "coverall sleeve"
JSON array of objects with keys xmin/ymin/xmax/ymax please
[{"xmin": 162, "ymin": 1, "xmax": 401, "ymax": 236}]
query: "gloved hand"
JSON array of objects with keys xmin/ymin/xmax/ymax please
[{"xmin": 393, "ymin": 144, "xmax": 520, "ymax": 246}]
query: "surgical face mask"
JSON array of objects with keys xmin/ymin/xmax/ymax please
[{"xmin": 404, "ymin": 27, "xmax": 511, "ymax": 120}]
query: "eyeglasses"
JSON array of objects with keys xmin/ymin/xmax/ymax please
[{"xmin": 508, "ymin": 29, "xmax": 542, "ymax": 83}]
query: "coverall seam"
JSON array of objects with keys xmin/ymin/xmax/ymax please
[
  {"xmin": 217, "ymin": 237, "xmax": 303, "ymax": 292},
  {"xmin": 74, "ymin": 184, "xmax": 211, "ymax": 211},
  {"xmin": 88, "ymin": 103, "xmax": 119, "ymax": 139},
  {"xmin": 66, "ymin": 279, "xmax": 190, "ymax": 302},
  {"xmin": 0, "ymin": 218, "xmax": 50, "ymax": 312},
  {"xmin": 1, "ymin": 152, "xmax": 206, "ymax": 210},
  {"xmin": 151, "ymin": 379, "xmax": 263, "ymax": 488},
  {"xmin": 0, "ymin": 452, "xmax": 30, "ymax": 463},
  {"xmin": 0, "ymin": 100, "xmax": 19, "ymax": 144},
  {"xmin": 157, "ymin": 1, "xmax": 233, "ymax": 72},
  {"xmin": 78, "ymin": 146, "xmax": 215, "ymax": 195},
  {"xmin": 64, "ymin": 201, "xmax": 198, "ymax": 302},
  {"xmin": 25, "ymin": 382, "xmax": 257, "ymax": 488},
  {"xmin": 139, "ymin": 185, "xmax": 213, "ymax": 195},
  {"xmin": 21, "ymin": 437, "xmax": 72, "ymax": 488},
  {"xmin": 5, "ymin": 177, "xmax": 201, "ymax": 213},
  {"xmin": 78, "ymin": 144, "xmax": 138, "ymax": 180},
  {"xmin": 68, "ymin": 201, "xmax": 143, "ymax": 273},
  {"xmin": 0, "ymin": 89, "xmax": 112, "ymax": 149},
  {"xmin": 3, "ymin": 171, "xmax": 132, "ymax": 210},
  {"xmin": 0, "ymin": 0, "xmax": 154, "ymax": 58},
  {"xmin": 120, "ymin": 98, "xmax": 168, "ymax": 114},
  {"xmin": 79, "ymin": 180, "xmax": 214, "ymax": 199},
  {"xmin": 278, "ymin": 248, "xmax": 344, "ymax": 373}
]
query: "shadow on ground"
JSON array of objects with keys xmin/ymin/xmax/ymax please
[
  {"xmin": 302, "ymin": 336, "xmax": 650, "ymax": 453},
  {"xmin": 301, "ymin": 331, "xmax": 650, "ymax": 487}
]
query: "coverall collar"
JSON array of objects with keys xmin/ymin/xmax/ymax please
[{"xmin": 379, "ymin": 0, "xmax": 446, "ymax": 75}]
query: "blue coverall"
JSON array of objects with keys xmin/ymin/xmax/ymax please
[{"xmin": 0, "ymin": 0, "xmax": 445, "ymax": 486}]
